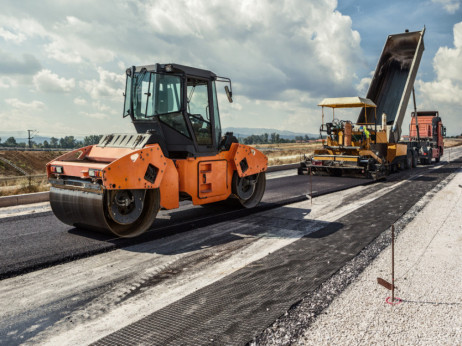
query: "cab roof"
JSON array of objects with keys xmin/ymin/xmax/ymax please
[
  {"xmin": 130, "ymin": 63, "xmax": 217, "ymax": 80},
  {"xmin": 318, "ymin": 97, "xmax": 376, "ymax": 108}
]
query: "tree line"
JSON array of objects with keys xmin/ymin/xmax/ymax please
[
  {"xmin": 0, "ymin": 132, "xmax": 319, "ymax": 148},
  {"xmin": 0, "ymin": 135, "xmax": 103, "ymax": 149},
  {"xmin": 240, "ymin": 133, "xmax": 313, "ymax": 145}
]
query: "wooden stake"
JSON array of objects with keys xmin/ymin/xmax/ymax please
[
  {"xmin": 310, "ymin": 166, "xmax": 312, "ymax": 206},
  {"xmin": 392, "ymin": 224, "xmax": 395, "ymax": 302}
]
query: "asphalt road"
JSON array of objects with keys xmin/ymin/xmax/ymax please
[
  {"xmin": 0, "ymin": 170, "xmax": 368, "ymax": 279},
  {"xmin": 1, "ymin": 154, "xmax": 460, "ymax": 345},
  {"xmin": 96, "ymin": 160, "xmax": 462, "ymax": 345}
]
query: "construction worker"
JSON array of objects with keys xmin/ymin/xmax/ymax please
[{"xmin": 359, "ymin": 126, "xmax": 370, "ymax": 140}]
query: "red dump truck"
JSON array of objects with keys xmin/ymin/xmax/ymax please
[{"xmin": 403, "ymin": 111, "xmax": 446, "ymax": 165}]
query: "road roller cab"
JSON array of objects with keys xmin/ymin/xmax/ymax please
[{"xmin": 47, "ymin": 63, "xmax": 268, "ymax": 238}]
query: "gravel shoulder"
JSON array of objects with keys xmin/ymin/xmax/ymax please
[{"xmin": 297, "ymin": 169, "xmax": 462, "ymax": 345}]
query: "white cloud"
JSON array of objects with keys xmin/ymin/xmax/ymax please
[
  {"xmin": 0, "ymin": 14, "xmax": 115, "ymax": 65},
  {"xmin": 7, "ymin": 0, "xmax": 460, "ymax": 135},
  {"xmin": 418, "ymin": 22, "xmax": 462, "ymax": 103},
  {"xmin": 43, "ymin": 16, "xmax": 116, "ymax": 64},
  {"xmin": 0, "ymin": 51, "xmax": 41, "ymax": 75},
  {"xmin": 418, "ymin": 22, "xmax": 462, "ymax": 134},
  {"xmin": 432, "ymin": 0, "xmax": 461, "ymax": 14},
  {"xmin": 0, "ymin": 77, "xmax": 17, "ymax": 88},
  {"xmin": 141, "ymin": 0, "xmax": 363, "ymax": 99},
  {"xmin": 0, "ymin": 99, "xmax": 46, "ymax": 132},
  {"xmin": 92, "ymin": 101, "xmax": 116, "ymax": 114},
  {"xmin": 0, "ymin": 16, "xmax": 48, "ymax": 40},
  {"xmin": 432, "ymin": 23, "xmax": 462, "ymax": 83},
  {"xmin": 33, "ymin": 69, "xmax": 75, "ymax": 93},
  {"xmin": 356, "ymin": 76, "xmax": 372, "ymax": 96},
  {"xmin": 5, "ymin": 98, "xmax": 45, "ymax": 110},
  {"xmin": 74, "ymin": 97, "xmax": 87, "ymax": 105},
  {"xmin": 0, "ymin": 27, "xmax": 26, "ymax": 43},
  {"xmin": 80, "ymin": 111, "xmax": 109, "ymax": 119},
  {"xmin": 419, "ymin": 78, "xmax": 462, "ymax": 105},
  {"xmin": 80, "ymin": 67, "xmax": 125, "ymax": 100}
]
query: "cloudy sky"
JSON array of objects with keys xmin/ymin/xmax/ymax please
[{"xmin": 0, "ymin": 0, "xmax": 461, "ymax": 139}]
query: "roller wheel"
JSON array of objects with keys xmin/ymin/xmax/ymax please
[
  {"xmin": 50, "ymin": 187, "xmax": 160, "ymax": 238},
  {"xmin": 232, "ymin": 172, "xmax": 266, "ymax": 208},
  {"xmin": 104, "ymin": 189, "xmax": 160, "ymax": 237}
]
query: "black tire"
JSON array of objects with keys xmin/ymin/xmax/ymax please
[
  {"xmin": 104, "ymin": 189, "xmax": 160, "ymax": 238},
  {"xmin": 332, "ymin": 169, "xmax": 343, "ymax": 177},
  {"xmin": 411, "ymin": 150, "xmax": 418, "ymax": 168},
  {"xmin": 405, "ymin": 151, "xmax": 412, "ymax": 169},
  {"xmin": 232, "ymin": 172, "xmax": 266, "ymax": 208}
]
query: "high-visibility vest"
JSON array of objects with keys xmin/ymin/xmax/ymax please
[{"xmin": 364, "ymin": 127, "xmax": 370, "ymax": 139}]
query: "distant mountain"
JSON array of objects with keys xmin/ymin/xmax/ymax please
[{"xmin": 222, "ymin": 127, "xmax": 317, "ymax": 140}]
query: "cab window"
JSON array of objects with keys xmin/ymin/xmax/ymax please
[{"xmin": 187, "ymin": 79, "xmax": 212, "ymax": 145}]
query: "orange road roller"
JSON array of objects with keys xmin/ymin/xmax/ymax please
[{"xmin": 47, "ymin": 63, "xmax": 268, "ymax": 237}]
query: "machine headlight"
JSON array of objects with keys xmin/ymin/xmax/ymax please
[{"xmin": 50, "ymin": 165, "xmax": 63, "ymax": 174}]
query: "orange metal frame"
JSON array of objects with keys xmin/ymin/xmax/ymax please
[{"xmin": 47, "ymin": 142, "xmax": 268, "ymax": 210}]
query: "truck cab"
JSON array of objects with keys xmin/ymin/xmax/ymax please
[{"xmin": 409, "ymin": 111, "xmax": 446, "ymax": 163}]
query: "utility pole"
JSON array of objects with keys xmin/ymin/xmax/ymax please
[{"xmin": 27, "ymin": 130, "xmax": 38, "ymax": 149}]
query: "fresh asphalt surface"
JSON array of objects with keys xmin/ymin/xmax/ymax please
[
  {"xmin": 0, "ymin": 152, "xmax": 461, "ymax": 345},
  {"xmin": 0, "ymin": 171, "xmax": 367, "ymax": 279},
  {"xmin": 95, "ymin": 160, "xmax": 462, "ymax": 345}
]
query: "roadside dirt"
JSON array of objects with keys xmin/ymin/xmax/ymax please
[{"xmin": 0, "ymin": 151, "xmax": 64, "ymax": 177}]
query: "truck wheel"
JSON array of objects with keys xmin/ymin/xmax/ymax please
[
  {"xmin": 411, "ymin": 150, "xmax": 418, "ymax": 168},
  {"xmin": 405, "ymin": 151, "xmax": 412, "ymax": 169}
]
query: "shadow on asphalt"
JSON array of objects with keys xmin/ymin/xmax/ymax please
[{"xmin": 118, "ymin": 206, "xmax": 344, "ymax": 255}]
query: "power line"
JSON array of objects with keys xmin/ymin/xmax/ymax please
[{"xmin": 27, "ymin": 130, "xmax": 38, "ymax": 148}]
